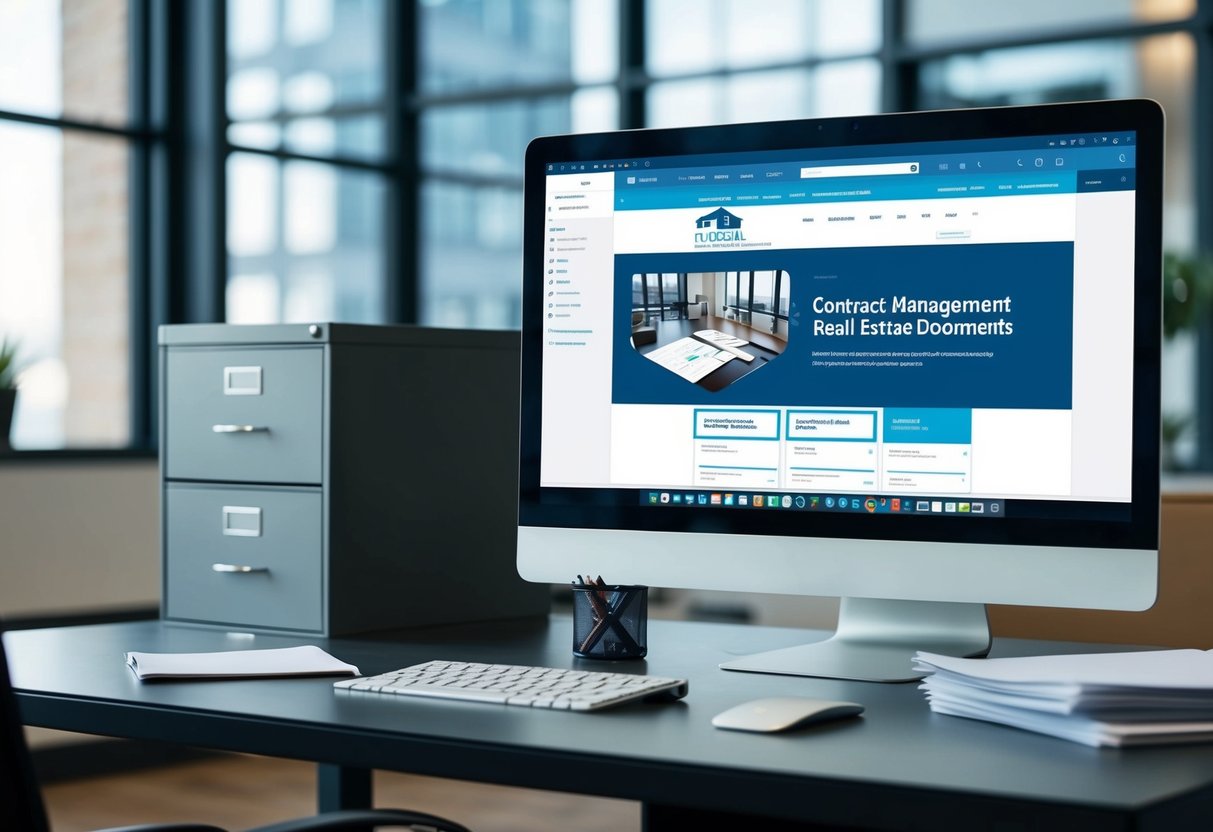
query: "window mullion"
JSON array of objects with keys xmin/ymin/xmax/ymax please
[{"xmin": 390, "ymin": 0, "xmax": 419, "ymax": 323}]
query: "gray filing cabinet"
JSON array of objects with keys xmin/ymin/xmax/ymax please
[{"xmin": 160, "ymin": 323, "xmax": 549, "ymax": 635}]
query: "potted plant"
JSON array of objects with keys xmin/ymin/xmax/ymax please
[
  {"xmin": 0, "ymin": 337, "xmax": 18, "ymax": 452},
  {"xmin": 1161, "ymin": 252, "xmax": 1213, "ymax": 469}
]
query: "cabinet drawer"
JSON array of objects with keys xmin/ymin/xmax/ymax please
[
  {"xmin": 165, "ymin": 347, "xmax": 323, "ymax": 484},
  {"xmin": 164, "ymin": 485, "xmax": 323, "ymax": 632}
]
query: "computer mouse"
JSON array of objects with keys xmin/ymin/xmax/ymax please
[{"xmin": 711, "ymin": 697, "xmax": 864, "ymax": 733}]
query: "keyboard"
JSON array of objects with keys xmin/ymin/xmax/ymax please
[{"xmin": 334, "ymin": 660, "xmax": 689, "ymax": 712}]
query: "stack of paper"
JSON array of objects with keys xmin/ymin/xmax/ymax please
[
  {"xmin": 914, "ymin": 649, "xmax": 1213, "ymax": 747},
  {"xmin": 125, "ymin": 645, "xmax": 359, "ymax": 681},
  {"xmin": 641, "ymin": 336, "xmax": 734, "ymax": 382}
]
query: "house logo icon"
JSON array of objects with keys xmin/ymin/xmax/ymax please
[
  {"xmin": 695, "ymin": 207, "xmax": 743, "ymax": 230},
  {"xmin": 693, "ymin": 207, "xmax": 747, "ymax": 244}
]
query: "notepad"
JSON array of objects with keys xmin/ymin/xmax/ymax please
[{"xmin": 125, "ymin": 645, "xmax": 360, "ymax": 681}]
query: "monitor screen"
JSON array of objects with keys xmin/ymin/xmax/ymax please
[{"xmin": 518, "ymin": 102, "xmax": 1161, "ymax": 679}]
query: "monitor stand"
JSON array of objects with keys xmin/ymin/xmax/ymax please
[{"xmin": 719, "ymin": 597, "xmax": 991, "ymax": 683}]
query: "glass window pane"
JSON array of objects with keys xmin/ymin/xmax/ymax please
[
  {"xmin": 907, "ymin": 0, "xmax": 1194, "ymax": 47},
  {"xmin": 0, "ymin": 0, "xmax": 128, "ymax": 125},
  {"xmin": 918, "ymin": 36, "xmax": 1193, "ymax": 250},
  {"xmin": 646, "ymin": 0, "xmax": 879, "ymax": 77},
  {"xmin": 420, "ymin": 0, "xmax": 618, "ymax": 94},
  {"xmin": 647, "ymin": 62, "xmax": 880, "ymax": 129},
  {"xmin": 751, "ymin": 271, "xmax": 774, "ymax": 313},
  {"xmin": 0, "ymin": 124, "xmax": 130, "ymax": 450},
  {"xmin": 645, "ymin": 276, "xmax": 661, "ymax": 309},
  {"xmin": 921, "ymin": 33, "xmax": 1199, "ymax": 466},
  {"xmin": 661, "ymin": 272, "xmax": 680, "ymax": 318},
  {"xmin": 420, "ymin": 181, "xmax": 522, "ymax": 329},
  {"xmin": 227, "ymin": 0, "xmax": 386, "ymax": 161},
  {"xmin": 422, "ymin": 92, "xmax": 618, "ymax": 178},
  {"xmin": 227, "ymin": 113, "xmax": 385, "ymax": 160},
  {"xmin": 813, "ymin": 0, "xmax": 883, "ymax": 58},
  {"xmin": 226, "ymin": 153, "xmax": 387, "ymax": 324},
  {"xmin": 812, "ymin": 60, "xmax": 883, "ymax": 118},
  {"xmin": 571, "ymin": 86, "xmax": 620, "ymax": 134}
]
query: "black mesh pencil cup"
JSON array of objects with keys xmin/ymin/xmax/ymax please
[{"xmin": 572, "ymin": 585, "xmax": 648, "ymax": 659}]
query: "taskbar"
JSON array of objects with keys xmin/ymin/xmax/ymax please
[{"xmin": 640, "ymin": 490, "xmax": 1004, "ymax": 517}]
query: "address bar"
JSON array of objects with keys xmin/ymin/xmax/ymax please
[{"xmin": 800, "ymin": 162, "xmax": 919, "ymax": 178}]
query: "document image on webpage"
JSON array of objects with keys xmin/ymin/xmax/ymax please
[{"xmin": 628, "ymin": 269, "xmax": 790, "ymax": 392}]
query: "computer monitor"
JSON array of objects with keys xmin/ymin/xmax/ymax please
[{"xmin": 518, "ymin": 100, "xmax": 1162, "ymax": 682}]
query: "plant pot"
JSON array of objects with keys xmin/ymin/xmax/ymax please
[{"xmin": 0, "ymin": 388, "xmax": 14, "ymax": 452}]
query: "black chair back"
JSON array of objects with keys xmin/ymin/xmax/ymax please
[{"xmin": 1, "ymin": 622, "xmax": 51, "ymax": 832}]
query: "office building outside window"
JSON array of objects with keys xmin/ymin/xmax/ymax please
[{"xmin": 225, "ymin": 0, "xmax": 390, "ymax": 325}]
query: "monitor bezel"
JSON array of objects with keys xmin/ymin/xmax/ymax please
[{"xmin": 519, "ymin": 100, "xmax": 1163, "ymax": 553}]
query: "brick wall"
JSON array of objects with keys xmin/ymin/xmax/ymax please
[{"xmin": 61, "ymin": 0, "xmax": 129, "ymax": 445}]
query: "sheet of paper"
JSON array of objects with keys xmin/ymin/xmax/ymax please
[
  {"xmin": 693, "ymin": 329, "xmax": 749, "ymax": 348},
  {"xmin": 693, "ymin": 330, "xmax": 756, "ymax": 362},
  {"xmin": 926, "ymin": 696, "xmax": 1213, "ymax": 747},
  {"xmin": 922, "ymin": 675, "xmax": 1213, "ymax": 717},
  {"xmin": 125, "ymin": 645, "xmax": 359, "ymax": 681},
  {"xmin": 642, "ymin": 337, "xmax": 733, "ymax": 382},
  {"xmin": 915, "ymin": 649, "xmax": 1213, "ymax": 691}
]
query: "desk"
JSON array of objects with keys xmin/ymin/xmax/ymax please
[
  {"xmin": 7, "ymin": 617, "xmax": 1213, "ymax": 830},
  {"xmin": 636, "ymin": 315, "xmax": 785, "ymax": 393}
]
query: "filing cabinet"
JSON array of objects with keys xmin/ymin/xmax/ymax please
[{"xmin": 160, "ymin": 323, "xmax": 550, "ymax": 635}]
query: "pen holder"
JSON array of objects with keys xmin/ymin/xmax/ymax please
[{"xmin": 572, "ymin": 585, "xmax": 648, "ymax": 660}]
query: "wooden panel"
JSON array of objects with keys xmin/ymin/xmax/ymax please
[{"xmin": 990, "ymin": 493, "xmax": 1213, "ymax": 647}]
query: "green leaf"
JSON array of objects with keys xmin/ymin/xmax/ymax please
[
  {"xmin": 1163, "ymin": 251, "xmax": 1213, "ymax": 340},
  {"xmin": 0, "ymin": 337, "xmax": 19, "ymax": 389}
]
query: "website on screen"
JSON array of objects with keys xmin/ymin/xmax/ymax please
[{"xmin": 539, "ymin": 136, "xmax": 1138, "ymax": 514}]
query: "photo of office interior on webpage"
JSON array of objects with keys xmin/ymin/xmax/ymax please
[{"xmin": 629, "ymin": 270, "xmax": 789, "ymax": 392}]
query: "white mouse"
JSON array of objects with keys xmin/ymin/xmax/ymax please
[{"xmin": 711, "ymin": 697, "xmax": 864, "ymax": 733}]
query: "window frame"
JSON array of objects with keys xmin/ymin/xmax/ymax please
[{"xmin": 722, "ymin": 271, "xmax": 791, "ymax": 332}]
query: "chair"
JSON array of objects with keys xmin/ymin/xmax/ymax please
[
  {"xmin": 1, "ymin": 624, "xmax": 471, "ymax": 832},
  {"xmin": 630, "ymin": 310, "xmax": 656, "ymax": 346}
]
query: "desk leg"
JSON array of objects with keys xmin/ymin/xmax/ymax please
[{"xmin": 317, "ymin": 763, "xmax": 373, "ymax": 813}]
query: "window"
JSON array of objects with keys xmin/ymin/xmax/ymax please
[
  {"xmin": 644, "ymin": 0, "xmax": 882, "ymax": 128},
  {"xmin": 723, "ymin": 271, "xmax": 790, "ymax": 334},
  {"xmin": 632, "ymin": 273, "xmax": 690, "ymax": 321},
  {"xmin": 905, "ymin": 0, "xmax": 1195, "ymax": 46},
  {"xmin": 7, "ymin": 1, "xmax": 1211, "ymax": 469},
  {"xmin": 417, "ymin": 0, "xmax": 619, "ymax": 329},
  {"xmin": 225, "ymin": 0, "xmax": 391, "ymax": 325},
  {"xmin": 0, "ymin": 0, "xmax": 141, "ymax": 451}
]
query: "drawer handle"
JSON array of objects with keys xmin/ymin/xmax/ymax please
[
  {"xmin": 212, "ymin": 563, "xmax": 270, "ymax": 574},
  {"xmin": 212, "ymin": 424, "xmax": 270, "ymax": 434}
]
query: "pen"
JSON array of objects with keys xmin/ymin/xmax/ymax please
[{"xmin": 577, "ymin": 582, "xmax": 643, "ymax": 655}]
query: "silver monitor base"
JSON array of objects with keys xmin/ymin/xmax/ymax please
[{"xmin": 719, "ymin": 597, "xmax": 991, "ymax": 683}]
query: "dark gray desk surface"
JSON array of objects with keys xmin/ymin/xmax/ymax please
[{"xmin": 7, "ymin": 616, "xmax": 1213, "ymax": 830}]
